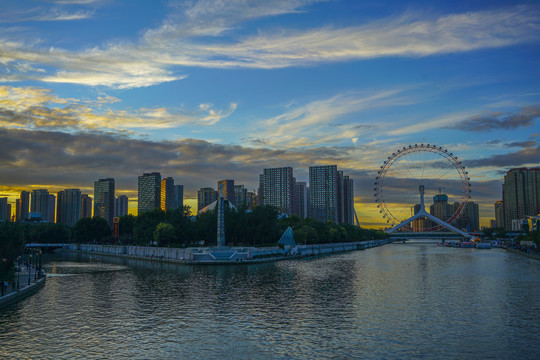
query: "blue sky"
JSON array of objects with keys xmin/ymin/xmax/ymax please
[{"xmin": 0, "ymin": 0, "xmax": 539, "ymax": 227}]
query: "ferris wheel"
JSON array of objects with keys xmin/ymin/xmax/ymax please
[{"xmin": 374, "ymin": 143, "xmax": 471, "ymax": 231}]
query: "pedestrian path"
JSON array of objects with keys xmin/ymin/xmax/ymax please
[{"xmin": 0, "ymin": 265, "xmax": 45, "ymax": 309}]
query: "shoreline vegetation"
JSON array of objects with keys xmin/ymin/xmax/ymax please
[{"xmin": 1, "ymin": 206, "xmax": 386, "ymax": 276}]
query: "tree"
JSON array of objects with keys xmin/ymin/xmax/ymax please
[
  {"xmin": 154, "ymin": 222, "xmax": 176, "ymax": 246},
  {"xmin": 29, "ymin": 223, "xmax": 71, "ymax": 243},
  {"xmin": 73, "ymin": 217, "xmax": 112, "ymax": 243},
  {"xmin": 0, "ymin": 222, "xmax": 27, "ymax": 279}
]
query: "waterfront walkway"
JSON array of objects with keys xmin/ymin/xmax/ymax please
[
  {"xmin": 0, "ymin": 265, "xmax": 46, "ymax": 309},
  {"xmin": 66, "ymin": 240, "xmax": 390, "ymax": 265}
]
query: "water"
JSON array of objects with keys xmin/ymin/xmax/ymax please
[{"xmin": 1, "ymin": 242, "xmax": 539, "ymax": 359}]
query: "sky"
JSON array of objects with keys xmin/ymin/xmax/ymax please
[{"xmin": 0, "ymin": 0, "xmax": 539, "ymax": 228}]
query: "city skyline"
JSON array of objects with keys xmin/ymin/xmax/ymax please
[{"xmin": 0, "ymin": 1, "xmax": 539, "ymax": 228}]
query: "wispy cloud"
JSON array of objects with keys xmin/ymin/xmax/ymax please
[
  {"xmin": 252, "ymin": 90, "xmax": 412, "ymax": 148},
  {"xmin": 0, "ymin": 8, "xmax": 94, "ymax": 23},
  {"xmin": 0, "ymin": 86, "xmax": 236, "ymax": 131},
  {"xmin": 0, "ymin": 3, "xmax": 538, "ymax": 88}
]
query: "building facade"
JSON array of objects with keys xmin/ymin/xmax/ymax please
[
  {"xmin": 31, "ymin": 189, "xmax": 50, "ymax": 221},
  {"xmin": 161, "ymin": 177, "xmax": 175, "ymax": 211},
  {"xmin": 0, "ymin": 198, "xmax": 8, "ymax": 221},
  {"xmin": 174, "ymin": 185, "xmax": 184, "ymax": 210},
  {"xmin": 17, "ymin": 191, "xmax": 30, "ymax": 221},
  {"xmin": 198, "ymin": 187, "xmax": 217, "ymax": 213},
  {"xmin": 47, "ymin": 194, "xmax": 56, "ymax": 223},
  {"xmin": 57, "ymin": 189, "xmax": 82, "ymax": 226},
  {"xmin": 81, "ymin": 194, "xmax": 92, "ymax": 218},
  {"xmin": 502, "ymin": 168, "xmax": 540, "ymax": 230},
  {"xmin": 341, "ymin": 175, "xmax": 354, "ymax": 225},
  {"xmin": 94, "ymin": 178, "xmax": 115, "ymax": 227},
  {"xmin": 260, "ymin": 167, "xmax": 295, "ymax": 216},
  {"xmin": 115, "ymin": 195, "xmax": 129, "ymax": 217},
  {"xmin": 234, "ymin": 185, "xmax": 247, "ymax": 208},
  {"xmin": 138, "ymin": 172, "xmax": 161, "ymax": 214},
  {"xmin": 309, "ymin": 165, "xmax": 338, "ymax": 223},
  {"xmin": 294, "ymin": 182, "xmax": 308, "ymax": 219},
  {"xmin": 217, "ymin": 179, "xmax": 235, "ymax": 205}
]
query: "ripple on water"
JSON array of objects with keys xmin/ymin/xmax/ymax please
[{"xmin": 1, "ymin": 247, "xmax": 540, "ymax": 359}]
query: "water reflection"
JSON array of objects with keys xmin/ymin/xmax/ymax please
[{"xmin": 1, "ymin": 245, "xmax": 539, "ymax": 359}]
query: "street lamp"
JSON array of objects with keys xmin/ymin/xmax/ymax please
[
  {"xmin": 28, "ymin": 254, "xmax": 32, "ymax": 285},
  {"xmin": 17, "ymin": 256, "xmax": 21, "ymax": 290}
]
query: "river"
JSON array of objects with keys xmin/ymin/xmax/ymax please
[{"xmin": 1, "ymin": 241, "xmax": 539, "ymax": 359}]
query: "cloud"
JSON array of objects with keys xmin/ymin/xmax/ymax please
[
  {"xmin": 254, "ymin": 90, "xmax": 409, "ymax": 148},
  {"xmin": 504, "ymin": 140, "xmax": 537, "ymax": 148},
  {"xmin": 0, "ymin": 8, "xmax": 94, "ymax": 23},
  {"xmin": 464, "ymin": 145, "xmax": 540, "ymax": 168},
  {"xmin": 0, "ymin": 85, "xmax": 236, "ymax": 131},
  {"xmin": 1, "ymin": 3, "xmax": 539, "ymax": 88},
  {"xmin": 0, "ymin": 128, "xmax": 358, "ymax": 198},
  {"xmin": 450, "ymin": 103, "xmax": 540, "ymax": 131}
]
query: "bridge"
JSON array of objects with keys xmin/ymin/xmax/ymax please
[
  {"xmin": 25, "ymin": 243, "xmax": 68, "ymax": 252},
  {"xmin": 388, "ymin": 232, "xmax": 469, "ymax": 242},
  {"xmin": 385, "ymin": 185, "xmax": 472, "ymax": 240}
]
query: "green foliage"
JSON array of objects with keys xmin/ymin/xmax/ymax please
[
  {"xmin": 29, "ymin": 223, "xmax": 71, "ymax": 243},
  {"xmin": 73, "ymin": 217, "xmax": 112, "ymax": 243},
  {"xmin": 154, "ymin": 222, "xmax": 176, "ymax": 246},
  {"xmin": 69, "ymin": 204, "xmax": 384, "ymax": 248},
  {"xmin": 0, "ymin": 222, "xmax": 27, "ymax": 279}
]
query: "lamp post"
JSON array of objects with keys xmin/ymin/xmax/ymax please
[
  {"xmin": 28, "ymin": 254, "xmax": 32, "ymax": 285},
  {"xmin": 17, "ymin": 256, "xmax": 21, "ymax": 290}
]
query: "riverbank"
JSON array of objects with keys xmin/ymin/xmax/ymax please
[
  {"xmin": 0, "ymin": 267, "xmax": 46, "ymax": 310},
  {"xmin": 502, "ymin": 246, "xmax": 540, "ymax": 261},
  {"xmin": 65, "ymin": 239, "xmax": 390, "ymax": 265}
]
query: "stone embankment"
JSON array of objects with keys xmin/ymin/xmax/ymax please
[
  {"xmin": 0, "ymin": 267, "xmax": 46, "ymax": 310},
  {"xmin": 65, "ymin": 239, "xmax": 389, "ymax": 264}
]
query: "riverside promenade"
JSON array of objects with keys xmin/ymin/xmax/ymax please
[
  {"xmin": 0, "ymin": 266, "xmax": 46, "ymax": 310},
  {"xmin": 66, "ymin": 239, "xmax": 390, "ymax": 264}
]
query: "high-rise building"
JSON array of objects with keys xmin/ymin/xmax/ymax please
[
  {"xmin": 31, "ymin": 189, "xmax": 50, "ymax": 221},
  {"xmin": 342, "ymin": 175, "xmax": 354, "ymax": 225},
  {"xmin": 260, "ymin": 167, "xmax": 295, "ymax": 216},
  {"xmin": 258, "ymin": 174, "xmax": 265, "ymax": 206},
  {"xmin": 454, "ymin": 201, "xmax": 480, "ymax": 232},
  {"xmin": 18, "ymin": 191, "xmax": 29, "ymax": 221},
  {"xmin": 174, "ymin": 185, "xmax": 184, "ymax": 210},
  {"xmin": 138, "ymin": 172, "xmax": 161, "ymax": 214},
  {"xmin": 309, "ymin": 165, "xmax": 338, "ymax": 223},
  {"xmin": 198, "ymin": 187, "xmax": 217, "ymax": 212},
  {"xmin": 94, "ymin": 178, "xmax": 115, "ymax": 226},
  {"xmin": 234, "ymin": 185, "xmax": 247, "ymax": 208},
  {"xmin": 161, "ymin": 177, "xmax": 175, "ymax": 211},
  {"xmin": 294, "ymin": 182, "xmax": 308, "ymax": 219},
  {"xmin": 48, "ymin": 194, "xmax": 56, "ymax": 223},
  {"xmin": 502, "ymin": 168, "xmax": 540, "ymax": 230},
  {"xmin": 81, "ymin": 194, "xmax": 92, "ymax": 218},
  {"xmin": 57, "ymin": 189, "xmax": 81, "ymax": 226},
  {"xmin": 6, "ymin": 204, "xmax": 11, "ymax": 222},
  {"xmin": 430, "ymin": 193, "xmax": 453, "ymax": 221},
  {"xmin": 0, "ymin": 197, "xmax": 8, "ymax": 221},
  {"xmin": 494, "ymin": 201, "xmax": 504, "ymax": 228},
  {"xmin": 114, "ymin": 195, "xmax": 129, "ymax": 217},
  {"xmin": 217, "ymin": 180, "xmax": 235, "ymax": 205},
  {"xmin": 246, "ymin": 191, "xmax": 257, "ymax": 209},
  {"xmin": 56, "ymin": 191, "xmax": 64, "ymax": 224}
]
